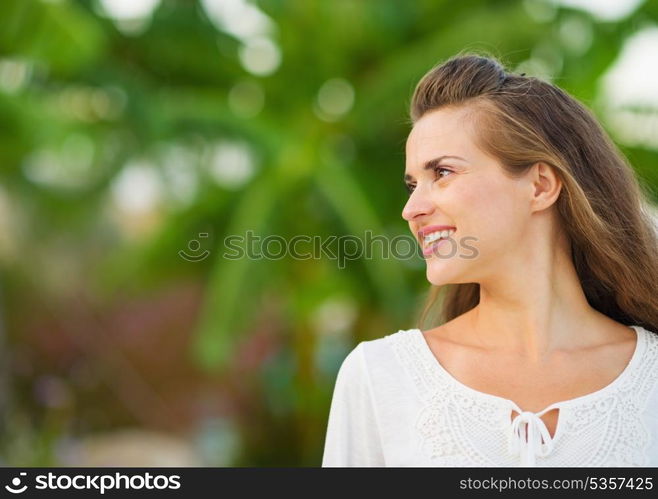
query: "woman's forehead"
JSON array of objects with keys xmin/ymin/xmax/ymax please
[
  {"xmin": 406, "ymin": 109, "xmax": 479, "ymax": 166},
  {"xmin": 407, "ymin": 106, "xmax": 477, "ymax": 153}
]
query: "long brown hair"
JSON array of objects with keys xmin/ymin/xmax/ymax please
[{"xmin": 409, "ymin": 52, "xmax": 658, "ymax": 333}]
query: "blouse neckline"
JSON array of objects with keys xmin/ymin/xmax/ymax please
[{"xmin": 411, "ymin": 324, "xmax": 645, "ymax": 416}]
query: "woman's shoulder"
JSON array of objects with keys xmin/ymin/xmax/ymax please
[
  {"xmin": 356, "ymin": 328, "xmax": 440, "ymax": 390},
  {"xmin": 633, "ymin": 324, "xmax": 658, "ymax": 361},
  {"xmin": 635, "ymin": 324, "xmax": 658, "ymax": 372},
  {"xmin": 330, "ymin": 329, "xmax": 431, "ymax": 402},
  {"xmin": 638, "ymin": 324, "xmax": 658, "ymax": 343},
  {"xmin": 634, "ymin": 325, "xmax": 658, "ymax": 414},
  {"xmin": 359, "ymin": 328, "xmax": 423, "ymax": 362},
  {"xmin": 337, "ymin": 328, "xmax": 423, "ymax": 379}
]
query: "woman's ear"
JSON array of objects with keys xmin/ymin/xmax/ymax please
[{"xmin": 530, "ymin": 162, "xmax": 562, "ymax": 213}]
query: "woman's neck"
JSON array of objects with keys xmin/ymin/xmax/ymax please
[{"xmin": 467, "ymin": 247, "xmax": 602, "ymax": 362}]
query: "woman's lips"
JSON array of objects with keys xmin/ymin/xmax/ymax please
[
  {"xmin": 422, "ymin": 237, "xmax": 452, "ymax": 257},
  {"xmin": 417, "ymin": 225, "xmax": 457, "ymax": 243}
]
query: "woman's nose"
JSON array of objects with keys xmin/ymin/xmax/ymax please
[{"xmin": 401, "ymin": 188, "xmax": 435, "ymax": 222}]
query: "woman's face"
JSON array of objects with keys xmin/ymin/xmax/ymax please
[{"xmin": 403, "ymin": 105, "xmax": 534, "ymax": 286}]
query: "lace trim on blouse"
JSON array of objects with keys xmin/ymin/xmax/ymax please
[{"xmin": 384, "ymin": 325, "xmax": 658, "ymax": 466}]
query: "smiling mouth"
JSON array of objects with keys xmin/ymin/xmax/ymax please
[{"xmin": 421, "ymin": 228, "xmax": 456, "ymax": 251}]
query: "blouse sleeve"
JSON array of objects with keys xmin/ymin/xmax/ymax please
[{"xmin": 321, "ymin": 342, "xmax": 386, "ymax": 467}]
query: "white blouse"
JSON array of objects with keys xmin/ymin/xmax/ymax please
[{"xmin": 322, "ymin": 325, "xmax": 658, "ymax": 467}]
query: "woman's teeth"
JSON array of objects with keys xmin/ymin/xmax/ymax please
[{"xmin": 423, "ymin": 229, "xmax": 455, "ymax": 246}]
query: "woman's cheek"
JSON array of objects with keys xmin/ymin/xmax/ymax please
[
  {"xmin": 453, "ymin": 181, "xmax": 502, "ymax": 230},
  {"xmin": 453, "ymin": 181, "xmax": 518, "ymax": 259}
]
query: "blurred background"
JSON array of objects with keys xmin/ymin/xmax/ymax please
[{"xmin": 1, "ymin": 0, "xmax": 657, "ymax": 466}]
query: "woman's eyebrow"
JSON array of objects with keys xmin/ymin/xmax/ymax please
[{"xmin": 404, "ymin": 155, "xmax": 467, "ymax": 181}]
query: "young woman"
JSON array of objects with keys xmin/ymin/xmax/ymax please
[{"xmin": 322, "ymin": 54, "xmax": 658, "ymax": 467}]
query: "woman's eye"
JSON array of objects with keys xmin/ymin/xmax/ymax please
[
  {"xmin": 405, "ymin": 168, "xmax": 451, "ymax": 195},
  {"xmin": 434, "ymin": 166, "xmax": 452, "ymax": 179}
]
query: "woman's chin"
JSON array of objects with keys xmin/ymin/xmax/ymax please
[
  {"xmin": 426, "ymin": 264, "xmax": 457, "ymax": 286},
  {"xmin": 421, "ymin": 239, "xmax": 471, "ymax": 284}
]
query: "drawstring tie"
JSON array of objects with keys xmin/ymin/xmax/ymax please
[{"xmin": 508, "ymin": 410, "xmax": 556, "ymax": 466}]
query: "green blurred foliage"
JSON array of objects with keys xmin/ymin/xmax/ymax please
[{"xmin": 0, "ymin": 0, "xmax": 656, "ymax": 466}]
